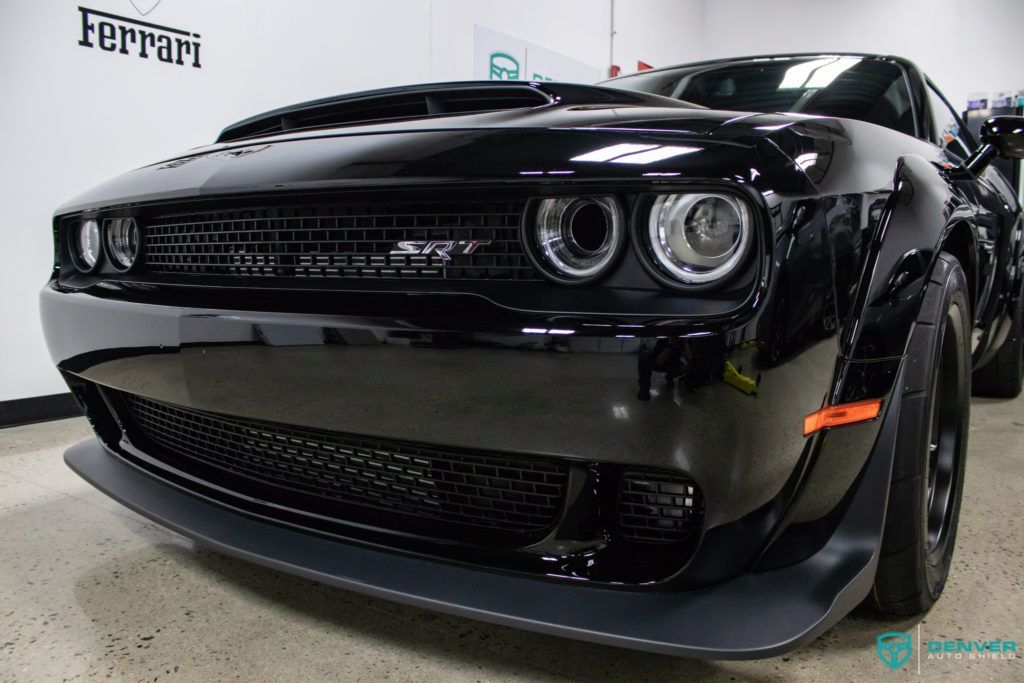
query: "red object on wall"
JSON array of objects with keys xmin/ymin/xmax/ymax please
[
  {"xmin": 637, "ymin": 60, "xmax": 654, "ymax": 71},
  {"xmin": 609, "ymin": 64, "xmax": 621, "ymax": 78}
]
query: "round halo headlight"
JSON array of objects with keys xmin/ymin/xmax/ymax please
[
  {"xmin": 73, "ymin": 219, "xmax": 101, "ymax": 272},
  {"xmin": 645, "ymin": 193, "xmax": 752, "ymax": 285},
  {"xmin": 528, "ymin": 196, "xmax": 624, "ymax": 283},
  {"xmin": 105, "ymin": 218, "xmax": 140, "ymax": 272}
]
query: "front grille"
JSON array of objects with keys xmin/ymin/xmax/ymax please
[
  {"xmin": 142, "ymin": 201, "xmax": 539, "ymax": 281},
  {"xmin": 120, "ymin": 393, "xmax": 568, "ymax": 538},
  {"xmin": 618, "ymin": 470, "xmax": 703, "ymax": 543}
]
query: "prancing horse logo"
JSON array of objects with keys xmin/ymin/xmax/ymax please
[
  {"xmin": 128, "ymin": 0, "xmax": 162, "ymax": 15},
  {"xmin": 390, "ymin": 240, "xmax": 490, "ymax": 261},
  {"xmin": 876, "ymin": 631, "xmax": 913, "ymax": 670}
]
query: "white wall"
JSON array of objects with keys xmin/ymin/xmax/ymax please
[
  {"xmin": 0, "ymin": 0, "xmax": 695, "ymax": 402},
  {"xmin": 612, "ymin": 0, "xmax": 705, "ymax": 74}
]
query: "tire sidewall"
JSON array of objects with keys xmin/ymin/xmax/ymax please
[
  {"xmin": 922, "ymin": 279, "xmax": 970, "ymax": 598},
  {"xmin": 872, "ymin": 252, "xmax": 971, "ymax": 614}
]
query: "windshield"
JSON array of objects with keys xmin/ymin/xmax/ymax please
[{"xmin": 604, "ymin": 56, "xmax": 916, "ymax": 136}]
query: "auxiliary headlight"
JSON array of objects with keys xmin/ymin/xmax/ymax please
[
  {"xmin": 527, "ymin": 196, "xmax": 624, "ymax": 283},
  {"xmin": 645, "ymin": 193, "xmax": 752, "ymax": 285},
  {"xmin": 105, "ymin": 218, "xmax": 140, "ymax": 271},
  {"xmin": 72, "ymin": 219, "xmax": 101, "ymax": 272}
]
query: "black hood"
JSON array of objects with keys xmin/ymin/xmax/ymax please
[
  {"xmin": 216, "ymin": 81, "xmax": 702, "ymax": 142},
  {"xmin": 55, "ymin": 82, "xmax": 829, "ymax": 215}
]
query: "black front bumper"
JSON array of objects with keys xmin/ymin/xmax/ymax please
[
  {"xmin": 42, "ymin": 266, "xmax": 903, "ymax": 655},
  {"xmin": 65, "ymin": 386, "xmax": 898, "ymax": 659}
]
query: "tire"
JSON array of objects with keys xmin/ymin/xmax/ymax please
[
  {"xmin": 972, "ymin": 279, "xmax": 1024, "ymax": 398},
  {"xmin": 869, "ymin": 252, "xmax": 971, "ymax": 615}
]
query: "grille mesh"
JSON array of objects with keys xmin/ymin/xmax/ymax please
[
  {"xmin": 142, "ymin": 201, "xmax": 538, "ymax": 281},
  {"xmin": 122, "ymin": 393, "xmax": 567, "ymax": 536},
  {"xmin": 618, "ymin": 470, "xmax": 702, "ymax": 542}
]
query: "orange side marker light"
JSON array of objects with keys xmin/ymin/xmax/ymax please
[{"xmin": 803, "ymin": 399, "xmax": 883, "ymax": 437}]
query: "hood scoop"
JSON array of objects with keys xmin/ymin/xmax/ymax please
[
  {"xmin": 217, "ymin": 83, "xmax": 552, "ymax": 142},
  {"xmin": 216, "ymin": 81, "xmax": 679, "ymax": 143}
]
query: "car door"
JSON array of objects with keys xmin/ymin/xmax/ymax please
[{"xmin": 925, "ymin": 78, "xmax": 1021, "ymax": 338}]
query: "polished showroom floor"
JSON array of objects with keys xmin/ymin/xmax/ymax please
[{"xmin": 1, "ymin": 397, "xmax": 1022, "ymax": 682}]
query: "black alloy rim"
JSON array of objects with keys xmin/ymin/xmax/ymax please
[{"xmin": 925, "ymin": 303, "xmax": 964, "ymax": 554}]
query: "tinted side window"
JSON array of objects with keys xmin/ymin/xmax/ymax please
[
  {"xmin": 799, "ymin": 61, "xmax": 916, "ymax": 136},
  {"xmin": 926, "ymin": 82, "xmax": 974, "ymax": 159}
]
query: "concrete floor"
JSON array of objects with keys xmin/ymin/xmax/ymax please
[{"xmin": 1, "ymin": 397, "xmax": 1021, "ymax": 682}]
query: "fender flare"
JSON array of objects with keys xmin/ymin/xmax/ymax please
[
  {"xmin": 840, "ymin": 154, "xmax": 976, "ymax": 362},
  {"xmin": 755, "ymin": 156, "xmax": 977, "ymax": 565}
]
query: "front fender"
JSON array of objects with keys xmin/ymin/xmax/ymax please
[
  {"xmin": 841, "ymin": 154, "xmax": 975, "ymax": 361},
  {"xmin": 752, "ymin": 155, "xmax": 975, "ymax": 567}
]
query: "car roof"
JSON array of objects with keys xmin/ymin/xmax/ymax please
[{"xmin": 600, "ymin": 52, "xmax": 922, "ymax": 83}]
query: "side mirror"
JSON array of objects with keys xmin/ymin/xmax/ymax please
[{"xmin": 963, "ymin": 115, "xmax": 1024, "ymax": 176}]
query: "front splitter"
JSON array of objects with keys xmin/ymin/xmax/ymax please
[{"xmin": 64, "ymin": 399, "xmax": 897, "ymax": 659}]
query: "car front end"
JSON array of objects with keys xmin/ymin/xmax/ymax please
[{"xmin": 41, "ymin": 81, "xmax": 905, "ymax": 657}]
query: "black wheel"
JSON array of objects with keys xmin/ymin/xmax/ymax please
[
  {"xmin": 869, "ymin": 252, "xmax": 970, "ymax": 615},
  {"xmin": 972, "ymin": 279, "xmax": 1024, "ymax": 398}
]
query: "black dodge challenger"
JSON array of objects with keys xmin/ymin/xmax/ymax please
[{"xmin": 42, "ymin": 54, "xmax": 1024, "ymax": 657}]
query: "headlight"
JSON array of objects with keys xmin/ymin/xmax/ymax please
[
  {"xmin": 72, "ymin": 219, "xmax": 101, "ymax": 272},
  {"xmin": 645, "ymin": 193, "xmax": 752, "ymax": 285},
  {"xmin": 527, "ymin": 196, "xmax": 624, "ymax": 283},
  {"xmin": 105, "ymin": 218, "xmax": 140, "ymax": 271}
]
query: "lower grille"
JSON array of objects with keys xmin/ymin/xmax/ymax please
[
  {"xmin": 618, "ymin": 470, "xmax": 703, "ymax": 543},
  {"xmin": 120, "ymin": 393, "xmax": 568, "ymax": 539},
  {"xmin": 142, "ymin": 200, "xmax": 539, "ymax": 281}
]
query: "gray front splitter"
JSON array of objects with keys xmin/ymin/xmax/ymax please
[{"xmin": 64, "ymin": 391, "xmax": 898, "ymax": 659}]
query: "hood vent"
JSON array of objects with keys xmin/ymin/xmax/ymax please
[{"xmin": 217, "ymin": 83, "xmax": 554, "ymax": 142}]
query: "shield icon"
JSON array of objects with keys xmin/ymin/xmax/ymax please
[
  {"xmin": 489, "ymin": 52, "xmax": 520, "ymax": 80},
  {"xmin": 877, "ymin": 631, "xmax": 913, "ymax": 670},
  {"xmin": 128, "ymin": 0, "xmax": 162, "ymax": 16}
]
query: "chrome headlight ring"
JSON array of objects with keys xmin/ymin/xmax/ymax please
[
  {"xmin": 639, "ymin": 192, "xmax": 754, "ymax": 288},
  {"xmin": 524, "ymin": 195, "xmax": 626, "ymax": 285},
  {"xmin": 70, "ymin": 219, "xmax": 102, "ymax": 272},
  {"xmin": 104, "ymin": 217, "xmax": 141, "ymax": 272}
]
